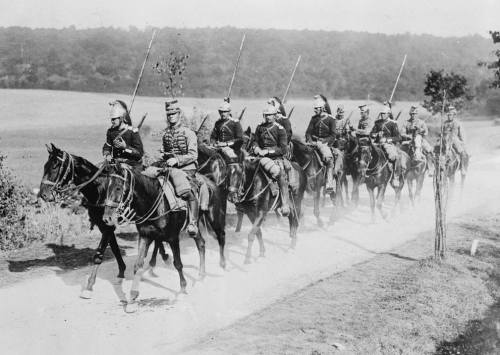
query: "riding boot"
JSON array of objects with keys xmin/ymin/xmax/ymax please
[
  {"xmin": 186, "ymin": 192, "xmax": 199, "ymax": 236},
  {"xmin": 278, "ymin": 172, "xmax": 290, "ymax": 217},
  {"xmin": 325, "ymin": 159, "xmax": 335, "ymax": 193}
]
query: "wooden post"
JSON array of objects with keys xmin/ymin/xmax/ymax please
[{"xmin": 434, "ymin": 90, "xmax": 448, "ymax": 260}]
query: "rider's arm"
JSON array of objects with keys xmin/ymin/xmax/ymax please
[
  {"xmin": 103, "ymin": 129, "xmax": 113, "ymax": 157},
  {"xmin": 122, "ymin": 130, "xmax": 144, "ymax": 161},
  {"xmin": 229, "ymin": 121, "xmax": 244, "ymax": 149},
  {"xmin": 421, "ymin": 121, "xmax": 429, "ymax": 137},
  {"xmin": 267, "ymin": 127, "xmax": 288, "ymax": 158},
  {"xmin": 325, "ymin": 117, "xmax": 336, "ymax": 146},
  {"xmin": 391, "ymin": 123, "xmax": 402, "ymax": 143},
  {"xmin": 176, "ymin": 129, "xmax": 198, "ymax": 166},
  {"xmin": 209, "ymin": 124, "xmax": 218, "ymax": 145},
  {"xmin": 305, "ymin": 117, "xmax": 315, "ymax": 143},
  {"xmin": 458, "ymin": 123, "xmax": 466, "ymax": 143}
]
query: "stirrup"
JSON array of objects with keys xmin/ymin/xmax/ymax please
[
  {"xmin": 279, "ymin": 206, "xmax": 290, "ymax": 217},
  {"xmin": 187, "ymin": 223, "xmax": 198, "ymax": 235}
]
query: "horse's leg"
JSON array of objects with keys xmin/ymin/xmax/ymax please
[
  {"xmin": 235, "ymin": 209, "xmax": 244, "ymax": 232},
  {"xmin": 352, "ymin": 175, "xmax": 360, "ymax": 207},
  {"xmin": 190, "ymin": 228, "xmax": 206, "ymax": 278},
  {"xmin": 81, "ymin": 227, "xmax": 111, "ymax": 299},
  {"xmin": 314, "ymin": 182, "xmax": 323, "ymax": 227},
  {"xmin": 377, "ymin": 184, "xmax": 388, "ymax": 220},
  {"xmin": 367, "ymin": 186, "xmax": 376, "ymax": 223},
  {"xmin": 108, "ymin": 232, "xmax": 126, "ymax": 278},
  {"xmin": 407, "ymin": 178, "xmax": 415, "ymax": 207},
  {"xmin": 244, "ymin": 209, "xmax": 266, "ymax": 263},
  {"xmin": 288, "ymin": 193, "xmax": 300, "ymax": 249},
  {"xmin": 125, "ymin": 236, "xmax": 153, "ymax": 313},
  {"xmin": 254, "ymin": 210, "xmax": 267, "ymax": 258},
  {"xmin": 169, "ymin": 237, "xmax": 188, "ymax": 294}
]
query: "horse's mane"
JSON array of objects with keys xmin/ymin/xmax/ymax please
[{"xmin": 291, "ymin": 137, "xmax": 312, "ymax": 153}]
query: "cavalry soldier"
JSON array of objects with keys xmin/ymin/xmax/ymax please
[
  {"xmin": 442, "ymin": 105, "xmax": 469, "ymax": 164},
  {"xmin": 305, "ymin": 94, "xmax": 337, "ymax": 192},
  {"xmin": 268, "ymin": 97, "xmax": 293, "ymax": 143},
  {"xmin": 357, "ymin": 104, "xmax": 371, "ymax": 135},
  {"xmin": 102, "ymin": 100, "xmax": 144, "ymax": 167},
  {"xmin": 210, "ymin": 99, "xmax": 244, "ymax": 163},
  {"xmin": 334, "ymin": 104, "xmax": 355, "ymax": 150},
  {"xmin": 370, "ymin": 106, "xmax": 403, "ymax": 185},
  {"xmin": 154, "ymin": 100, "xmax": 200, "ymax": 235},
  {"xmin": 252, "ymin": 104, "xmax": 291, "ymax": 216},
  {"xmin": 401, "ymin": 106, "xmax": 432, "ymax": 161}
]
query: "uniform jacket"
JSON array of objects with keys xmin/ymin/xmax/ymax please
[
  {"xmin": 442, "ymin": 119, "xmax": 466, "ymax": 142},
  {"xmin": 403, "ymin": 118, "xmax": 428, "ymax": 137},
  {"xmin": 161, "ymin": 124, "xmax": 198, "ymax": 170},
  {"xmin": 210, "ymin": 118, "xmax": 243, "ymax": 147},
  {"xmin": 102, "ymin": 124, "xmax": 144, "ymax": 163},
  {"xmin": 370, "ymin": 118, "xmax": 401, "ymax": 143},
  {"xmin": 276, "ymin": 115, "xmax": 293, "ymax": 143},
  {"xmin": 335, "ymin": 116, "xmax": 354, "ymax": 137},
  {"xmin": 305, "ymin": 113, "xmax": 337, "ymax": 146},
  {"xmin": 253, "ymin": 121, "xmax": 288, "ymax": 158}
]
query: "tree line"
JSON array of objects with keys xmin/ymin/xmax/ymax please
[{"xmin": 0, "ymin": 26, "xmax": 493, "ymax": 101}]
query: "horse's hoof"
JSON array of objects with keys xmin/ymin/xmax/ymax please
[
  {"xmin": 199, "ymin": 272, "xmax": 206, "ymax": 280},
  {"xmin": 244, "ymin": 257, "xmax": 252, "ymax": 264},
  {"xmin": 117, "ymin": 271, "xmax": 125, "ymax": 279},
  {"xmin": 180, "ymin": 287, "xmax": 188, "ymax": 295},
  {"xmin": 148, "ymin": 269, "xmax": 159, "ymax": 278},
  {"xmin": 220, "ymin": 260, "xmax": 227, "ymax": 270},
  {"xmin": 317, "ymin": 219, "xmax": 324, "ymax": 228},
  {"xmin": 125, "ymin": 302, "xmax": 139, "ymax": 313},
  {"xmin": 259, "ymin": 252, "xmax": 265, "ymax": 258},
  {"xmin": 80, "ymin": 289, "xmax": 93, "ymax": 299}
]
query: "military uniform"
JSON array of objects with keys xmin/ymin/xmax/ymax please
[
  {"xmin": 276, "ymin": 114, "xmax": 293, "ymax": 144},
  {"xmin": 210, "ymin": 117, "xmax": 243, "ymax": 163},
  {"xmin": 442, "ymin": 118, "xmax": 466, "ymax": 154},
  {"xmin": 370, "ymin": 115, "xmax": 403, "ymax": 184},
  {"xmin": 253, "ymin": 118, "xmax": 290, "ymax": 215},
  {"xmin": 103, "ymin": 126, "xmax": 144, "ymax": 166},
  {"xmin": 402, "ymin": 117, "xmax": 432, "ymax": 160},
  {"xmin": 334, "ymin": 115, "xmax": 354, "ymax": 150},
  {"xmin": 160, "ymin": 125, "xmax": 198, "ymax": 174}
]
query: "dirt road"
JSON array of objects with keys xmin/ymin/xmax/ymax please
[{"xmin": 1, "ymin": 122, "xmax": 498, "ymax": 355}]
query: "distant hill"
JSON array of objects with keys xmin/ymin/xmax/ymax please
[{"xmin": 0, "ymin": 26, "xmax": 493, "ymax": 100}]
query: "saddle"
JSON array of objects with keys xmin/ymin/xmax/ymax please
[{"xmin": 157, "ymin": 176, "xmax": 187, "ymax": 212}]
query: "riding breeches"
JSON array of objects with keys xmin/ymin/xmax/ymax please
[
  {"xmin": 382, "ymin": 143, "xmax": 399, "ymax": 162},
  {"xmin": 316, "ymin": 142, "xmax": 333, "ymax": 162}
]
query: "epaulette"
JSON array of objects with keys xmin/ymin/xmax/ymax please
[
  {"xmin": 273, "ymin": 122, "xmax": 284, "ymax": 130},
  {"xmin": 124, "ymin": 124, "xmax": 139, "ymax": 133}
]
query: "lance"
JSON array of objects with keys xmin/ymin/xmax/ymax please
[
  {"xmin": 395, "ymin": 110, "xmax": 402, "ymax": 121},
  {"xmin": 195, "ymin": 114, "xmax": 210, "ymax": 136},
  {"xmin": 116, "ymin": 113, "xmax": 148, "ymax": 140},
  {"xmin": 388, "ymin": 54, "xmax": 407, "ymax": 105},
  {"xmin": 226, "ymin": 34, "xmax": 246, "ymax": 100},
  {"xmin": 129, "ymin": 29, "xmax": 158, "ymax": 114},
  {"xmin": 282, "ymin": 55, "xmax": 301, "ymax": 103},
  {"xmin": 287, "ymin": 106, "xmax": 295, "ymax": 120},
  {"xmin": 238, "ymin": 107, "xmax": 247, "ymax": 121}
]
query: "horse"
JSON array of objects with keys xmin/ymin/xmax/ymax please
[
  {"xmin": 341, "ymin": 133, "xmax": 362, "ymax": 205},
  {"xmin": 435, "ymin": 133, "xmax": 469, "ymax": 195},
  {"xmin": 38, "ymin": 144, "xmax": 169, "ymax": 299},
  {"xmin": 357, "ymin": 138, "xmax": 407, "ymax": 220},
  {"xmin": 401, "ymin": 134, "xmax": 429, "ymax": 205},
  {"xmin": 227, "ymin": 150, "xmax": 306, "ymax": 264},
  {"xmin": 102, "ymin": 163, "xmax": 227, "ymax": 312},
  {"xmin": 291, "ymin": 138, "xmax": 340, "ymax": 227}
]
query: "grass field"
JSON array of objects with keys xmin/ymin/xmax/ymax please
[{"xmin": 0, "ymin": 88, "xmax": 438, "ymax": 187}]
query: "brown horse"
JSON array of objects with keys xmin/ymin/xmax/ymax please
[
  {"xmin": 102, "ymin": 163, "xmax": 227, "ymax": 312},
  {"xmin": 38, "ymin": 144, "xmax": 170, "ymax": 298},
  {"xmin": 227, "ymin": 150, "xmax": 306, "ymax": 263},
  {"xmin": 401, "ymin": 134, "xmax": 429, "ymax": 205}
]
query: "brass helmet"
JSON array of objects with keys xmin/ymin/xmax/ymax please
[{"xmin": 109, "ymin": 101, "xmax": 127, "ymax": 120}]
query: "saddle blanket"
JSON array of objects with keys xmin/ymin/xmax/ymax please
[{"xmin": 158, "ymin": 176, "xmax": 187, "ymax": 211}]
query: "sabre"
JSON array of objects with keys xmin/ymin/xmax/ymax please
[
  {"xmin": 287, "ymin": 106, "xmax": 295, "ymax": 119},
  {"xmin": 129, "ymin": 29, "xmax": 158, "ymax": 114},
  {"xmin": 227, "ymin": 34, "xmax": 246, "ymax": 100},
  {"xmin": 116, "ymin": 113, "xmax": 148, "ymax": 140},
  {"xmin": 282, "ymin": 55, "xmax": 301, "ymax": 103},
  {"xmin": 388, "ymin": 54, "xmax": 407, "ymax": 104},
  {"xmin": 195, "ymin": 114, "xmax": 210, "ymax": 136}
]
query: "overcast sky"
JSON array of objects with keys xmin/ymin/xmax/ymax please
[{"xmin": 1, "ymin": 0, "xmax": 498, "ymax": 37}]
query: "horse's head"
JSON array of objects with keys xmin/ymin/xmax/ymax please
[
  {"xmin": 227, "ymin": 161, "xmax": 244, "ymax": 203},
  {"xmin": 290, "ymin": 138, "xmax": 312, "ymax": 166},
  {"xmin": 242, "ymin": 126, "xmax": 254, "ymax": 152},
  {"xmin": 39, "ymin": 143, "xmax": 72, "ymax": 202},
  {"xmin": 103, "ymin": 163, "xmax": 133, "ymax": 226},
  {"xmin": 357, "ymin": 137, "xmax": 372, "ymax": 176}
]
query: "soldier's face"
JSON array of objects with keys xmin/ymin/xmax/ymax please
[
  {"xmin": 410, "ymin": 113, "xmax": 416, "ymax": 120},
  {"xmin": 314, "ymin": 107, "xmax": 322, "ymax": 115},
  {"xmin": 111, "ymin": 116, "xmax": 122, "ymax": 128},
  {"xmin": 337, "ymin": 112, "xmax": 344, "ymax": 119},
  {"xmin": 446, "ymin": 112, "xmax": 455, "ymax": 121},
  {"xmin": 166, "ymin": 112, "xmax": 179, "ymax": 125},
  {"xmin": 220, "ymin": 111, "xmax": 230, "ymax": 120},
  {"xmin": 360, "ymin": 111, "xmax": 367, "ymax": 119},
  {"xmin": 264, "ymin": 114, "xmax": 275, "ymax": 124}
]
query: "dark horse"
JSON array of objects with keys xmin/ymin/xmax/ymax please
[
  {"xmin": 228, "ymin": 151, "xmax": 306, "ymax": 263},
  {"xmin": 401, "ymin": 134, "xmax": 429, "ymax": 205},
  {"xmin": 357, "ymin": 138, "xmax": 407, "ymax": 220},
  {"xmin": 341, "ymin": 134, "xmax": 362, "ymax": 205},
  {"xmin": 102, "ymin": 163, "xmax": 227, "ymax": 312},
  {"xmin": 291, "ymin": 138, "xmax": 341, "ymax": 227},
  {"xmin": 38, "ymin": 144, "xmax": 170, "ymax": 299}
]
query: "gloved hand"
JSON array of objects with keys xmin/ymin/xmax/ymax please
[
  {"xmin": 113, "ymin": 137, "xmax": 126, "ymax": 149},
  {"xmin": 166, "ymin": 157, "xmax": 178, "ymax": 167},
  {"xmin": 104, "ymin": 154, "xmax": 113, "ymax": 162},
  {"xmin": 216, "ymin": 141, "xmax": 227, "ymax": 147},
  {"xmin": 257, "ymin": 149, "xmax": 268, "ymax": 157},
  {"xmin": 253, "ymin": 146, "xmax": 262, "ymax": 155}
]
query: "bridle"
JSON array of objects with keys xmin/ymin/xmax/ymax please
[
  {"xmin": 104, "ymin": 164, "xmax": 171, "ymax": 226},
  {"xmin": 41, "ymin": 150, "xmax": 105, "ymax": 199}
]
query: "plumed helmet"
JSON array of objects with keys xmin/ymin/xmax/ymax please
[
  {"xmin": 109, "ymin": 101, "xmax": 127, "ymax": 119},
  {"xmin": 268, "ymin": 96, "xmax": 287, "ymax": 116},
  {"xmin": 409, "ymin": 105, "xmax": 418, "ymax": 115},
  {"xmin": 263, "ymin": 104, "xmax": 278, "ymax": 116},
  {"xmin": 448, "ymin": 105, "xmax": 457, "ymax": 114},
  {"xmin": 359, "ymin": 104, "xmax": 368, "ymax": 113},
  {"xmin": 380, "ymin": 106, "xmax": 391, "ymax": 115},
  {"xmin": 218, "ymin": 101, "xmax": 231, "ymax": 112},
  {"xmin": 336, "ymin": 104, "xmax": 345, "ymax": 114},
  {"xmin": 313, "ymin": 95, "xmax": 326, "ymax": 109},
  {"xmin": 165, "ymin": 99, "xmax": 181, "ymax": 116}
]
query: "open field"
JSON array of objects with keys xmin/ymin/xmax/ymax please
[
  {"xmin": 1, "ymin": 88, "xmax": 500, "ymax": 354},
  {"xmin": 0, "ymin": 88, "xmax": 428, "ymax": 188}
]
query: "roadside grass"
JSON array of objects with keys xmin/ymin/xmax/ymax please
[{"xmin": 184, "ymin": 212, "xmax": 500, "ymax": 355}]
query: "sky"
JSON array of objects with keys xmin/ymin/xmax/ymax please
[{"xmin": 0, "ymin": 0, "xmax": 498, "ymax": 37}]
